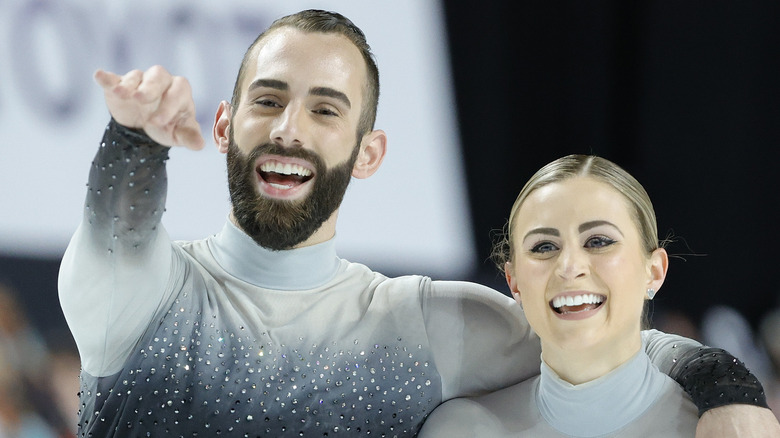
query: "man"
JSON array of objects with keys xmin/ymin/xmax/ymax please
[{"xmin": 59, "ymin": 9, "xmax": 776, "ymax": 437}]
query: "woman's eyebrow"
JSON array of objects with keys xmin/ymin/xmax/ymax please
[
  {"xmin": 578, "ymin": 220, "xmax": 623, "ymax": 237},
  {"xmin": 523, "ymin": 227, "xmax": 559, "ymax": 241}
]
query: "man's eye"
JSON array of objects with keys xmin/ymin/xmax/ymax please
[
  {"xmin": 585, "ymin": 236, "xmax": 615, "ymax": 249},
  {"xmin": 255, "ymin": 99, "xmax": 280, "ymax": 108},
  {"xmin": 531, "ymin": 242, "xmax": 558, "ymax": 253},
  {"xmin": 314, "ymin": 108, "xmax": 337, "ymax": 116}
]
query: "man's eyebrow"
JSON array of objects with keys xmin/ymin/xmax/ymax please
[
  {"xmin": 578, "ymin": 220, "xmax": 624, "ymax": 236},
  {"xmin": 310, "ymin": 87, "xmax": 351, "ymax": 109},
  {"xmin": 247, "ymin": 79, "xmax": 288, "ymax": 92},
  {"xmin": 523, "ymin": 227, "xmax": 559, "ymax": 241}
]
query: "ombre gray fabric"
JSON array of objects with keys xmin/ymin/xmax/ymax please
[
  {"xmin": 59, "ymin": 121, "xmax": 542, "ymax": 437},
  {"xmin": 419, "ymin": 350, "xmax": 698, "ymax": 437},
  {"xmin": 75, "ymin": 235, "xmax": 448, "ymax": 436},
  {"xmin": 60, "ymin": 121, "xmax": 703, "ymax": 437}
]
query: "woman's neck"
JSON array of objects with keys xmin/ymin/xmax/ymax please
[
  {"xmin": 536, "ymin": 346, "xmax": 673, "ymax": 437},
  {"xmin": 540, "ymin": 334, "xmax": 642, "ymax": 384}
]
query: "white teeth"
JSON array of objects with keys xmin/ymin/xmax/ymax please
[
  {"xmin": 552, "ymin": 294, "xmax": 604, "ymax": 309},
  {"xmin": 259, "ymin": 161, "xmax": 312, "ymax": 177}
]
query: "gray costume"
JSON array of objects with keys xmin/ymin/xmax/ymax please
[{"xmin": 59, "ymin": 121, "xmax": 701, "ymax": 437}]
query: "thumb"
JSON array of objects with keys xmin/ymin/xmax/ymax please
[{"xmin": 175, "ymin": 117, "xmax": 206, "ymax": 151}]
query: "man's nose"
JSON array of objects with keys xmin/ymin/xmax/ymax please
[{"xmin": 269, "ymin": 103, "xmax": 307, "ymax": 148}]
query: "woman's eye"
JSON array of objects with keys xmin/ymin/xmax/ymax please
[
  {"xmin": 585, "ymin": 236, "xmax": 616, "ymax": 249},
  {"xmin": 530, "ymin": 242, "xmax": 558, "ymax": 253}
]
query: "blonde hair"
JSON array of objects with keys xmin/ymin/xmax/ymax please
[{"xmin": 493, "ymin": 155, "xmax": 660, "ymax": 273}]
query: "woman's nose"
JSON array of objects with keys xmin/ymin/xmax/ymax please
[{"xmin": 555, "ymin": 246, "xmax": 588, "ymax": 280}]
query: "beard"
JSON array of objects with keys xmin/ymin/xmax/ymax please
[{"xmin": 226, "ymin": 137, "xmax": 359, "ymax": 251}]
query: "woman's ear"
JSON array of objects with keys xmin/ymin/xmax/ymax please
[
  {"xmin": 213, "ymin": 100, "xmax": 231, "ymax": 154},
  {"xmin": 505, "ymin": 262, "xmax": 521, "ymax": 303},
  {"xmin": 646, "ymin": 248, "xmax": 669, "ymax": 298},
  {"xmin": 352, "ymin": 129, "xmax": 387, "ymax": 179}
]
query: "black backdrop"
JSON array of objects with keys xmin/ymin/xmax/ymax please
[
  {"xmin": 1, "ymin": 2, "xmax": 779, "ymax": 344},
  {"xmin": 442, "ymin": 1, "xmax": 780, "ymax": 330}
]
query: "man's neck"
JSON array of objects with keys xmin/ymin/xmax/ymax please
[{"xmin": 209, "ymin": 219, "xmax": 341, "ymax": 290}]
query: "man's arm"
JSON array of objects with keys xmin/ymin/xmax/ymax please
[
  {"xmin": 58, "ymin": 66, "xmax": 204, "ymax": 377},
  {"xmin": 59, "ymin": 120, "xmax": 174, "ymax": 375},
  {"xmin": 644, "ymin": 329, "xmax": 779, "ymax": 436},
  {"xmin": 424, "ymin": 281, "xmax": 541, "ymax": 401}
]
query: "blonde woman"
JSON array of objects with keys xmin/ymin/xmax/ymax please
[{"xmin": 420, "ymin": 155, "xmax": 778, "ymax": 437}]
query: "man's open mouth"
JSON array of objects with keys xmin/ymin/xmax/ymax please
[{"xmin": 257, "ymin": 160, "xmax": 314, "ymax": 190}]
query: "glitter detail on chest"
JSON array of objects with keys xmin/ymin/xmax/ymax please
[{"xmin": 77, "ymin": 293, "xmax": 441, "ymax": 437}]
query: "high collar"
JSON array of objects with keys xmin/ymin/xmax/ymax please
[
  {"xmin": 208, "ymin": 220, "xmax": 341, "ymax": 290},
  {"xmin": 537, "ymin": 347, "xmax": 667, "ymax": 437}
]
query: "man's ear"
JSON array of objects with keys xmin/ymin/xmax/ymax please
[
  {"xmin": 352, "ymin": 129, "xmax": 387, "ymax": 179},
  {"xmin": 646, "ymin": 248, "xmax": 669, "ymax": 298},
  {"xmin": 214, "ymin": 100, "xmax": 231, "ymax": 154}
]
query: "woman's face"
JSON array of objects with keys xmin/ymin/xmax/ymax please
[{"xmin": 506, "ymin": 177, "xmax": 666, "ymax": 360}]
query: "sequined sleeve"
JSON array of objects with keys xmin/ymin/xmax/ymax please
[
  {"xmin": 59, "ymin": 119, "xmax": 176, "ymax": 378},
  {"xmin": 424, "ymin": 280, "xmax": 541, "ymax": 401}
]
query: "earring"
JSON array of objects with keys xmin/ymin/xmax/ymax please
[{"xmin": 646, "ymin": 288, "xmax": 656, "ymax": 299}]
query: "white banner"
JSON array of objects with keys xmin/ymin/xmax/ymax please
[{"xmin": 0, "ymin": 0, "xmax": 474, "ymax": 277}]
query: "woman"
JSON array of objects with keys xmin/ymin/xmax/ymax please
[{"xmin": 419, "ymin": 155, "xmax": 698, "ymax": 437}]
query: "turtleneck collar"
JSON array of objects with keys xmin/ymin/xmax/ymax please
[
  {"xmin": 537, "ymin": 347, "xmax": 668, "ymax": 437},
  {"xmin": 207, "ymin": 220, "xmax": 341, "ymax": 290}
]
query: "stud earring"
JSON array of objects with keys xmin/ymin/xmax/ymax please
[{"xmin": 646, "ymin": 288, "xmax": 656, "ymax": 299}]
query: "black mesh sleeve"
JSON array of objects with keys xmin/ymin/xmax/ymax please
[
  {"xmin": 670, "ymin": 347, "xmax": 769, "ymax": 416},
  {"xmin": 85, "ymin": 119, "xmax": 170, "ymax": 253}
]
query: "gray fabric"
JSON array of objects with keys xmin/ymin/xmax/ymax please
[
  {"xmin": 420, "ymin": 351, "xmax": 698, "ymax": 437},
  {"xmin": 77, "ymin": 237, "xmax": 444, "ymax": 436},
  {"xmin": 209, "ymin": 221, "xmax": 342, "ymax": 291},
  {"xmin": 59, "ymin": 124, "xmax": 542, "ymax": 437},
  {"xmin": 59, "ymin": 121, "xmax": 702, "ymax": 437}
]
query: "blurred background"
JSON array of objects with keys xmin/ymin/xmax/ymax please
[{"xmin": 0, "ymin": 1, "xmax": 778, "ymax": 435}]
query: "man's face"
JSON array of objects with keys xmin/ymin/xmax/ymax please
[{"xmin": 226, "ymin": 28, "xmax": 368, "ymax": 250}]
